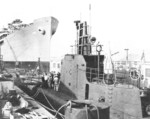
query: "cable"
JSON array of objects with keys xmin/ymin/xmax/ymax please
[
  {"xmin": 24, "ymin": 96, "xmax": 64, "ymax": 117},
  {"xmin": 31, "ymin": 88, "xmax": 40, "ymax": 98},
  {"xmin": 85, "ymin": 104, "xmax": 89, "ymax": 119},
  {"xmin": 24, "ymin": 96, "xmax": 64, "ymax": 119},
  {"xmin": 90, "ymin": 103, "xmax": 99, "ymax": 119},
  {"xmin": 25, "ymin": 87, "xmax": 65, "ymax": 118},
  {"xmin": 65, "ymin": 100, "xmax": 100, "ymax": 119},
  {"xmin": 37, "ymin": 100, "xmax": 65, "ymax": 119},
  {"xmin": 40, "ymin": 88, "xmax": 56, "ymax": 111},
  {"xmin": 40, "ymin": 88, "xmax": 64, "ymax": 119},
  {"xmin": 54, "ymin": 101, "xmax": 70, "ymax": 118}
]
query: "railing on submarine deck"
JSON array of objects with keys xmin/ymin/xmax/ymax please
[
  {"xmin": 85, "ymin": 66, "xmax": 141, "ymax": 88},
  {"xmin": 86, "ymin": 67, "xmax": 104, "ymax": 83},
  {"xmin": 70, "ymin": 44, "xmax": 99, "ymax": 55},
  {"xmin": 114, "ymin": 69, "xmax": 131, "ymax": 84},
  {"xmin": 70, "ymin": 45, "xmax": 141, "ymax": 87},
  {"xmin": 114, "ymin": 69, "xmax": 142, "ymax": 88}
]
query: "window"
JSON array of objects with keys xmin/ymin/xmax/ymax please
[
  {"xmin": 57, "ymin": 63, "xmax": 60, "ymax": 68},
  {"xmin": 121, "ymin": 61, "xmax": 126, "ymax": 65},
  {"xmin": 134, "ymin": 61, "xmax": 137, "ymax": 65},
  {"xmin": 53, "ymin": 63, "xmax": 56, "ymax": 68},
  {"xmin": 145, "ymin": 68, "xmax": 150, "ymax": 77}
]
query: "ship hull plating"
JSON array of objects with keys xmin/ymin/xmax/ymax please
[{"xmin": 1, "ymin": 17, "xmax": 58, "ymax": 70}]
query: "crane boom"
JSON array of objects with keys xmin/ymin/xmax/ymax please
[{"xmin": 6, "ymin": 38, "xmax": 18, "ymax": 65}]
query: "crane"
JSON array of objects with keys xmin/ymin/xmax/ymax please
[{"xmin": 6, "ymin": 38, "xmax": 19, "ymax": 67}]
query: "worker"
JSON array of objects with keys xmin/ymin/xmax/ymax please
[
  {"xmin": 44, "ymin": 72, "xmax": 49, "ymax": 88},
  {"xmin": 41, "ymin": 73, "xmax": 45, "ymax": 88},
  {"xmin": 47, "ymin": 72, "xmax": 52, "ymax": 88},
  {"xmin": 51, "ymin": 72, "xmax": 54, "ymax": 88},
  {"xmin": 57, "ymin": 72, "xmax": 61, "ymax": 82},
  {"xmin": 54, "ymin": 75, "xmax": 59, "ymax": 91}
]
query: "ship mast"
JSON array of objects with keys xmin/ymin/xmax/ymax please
[
  {"xmin": 89, "ymin": 4, "xmax": 92, "ymax": 38},
  {"xmin": 74, "ymin": 4, "xmax": 96, "ymax": 55},
  {"xmin": 74, "ymin": 20, "xmax": 92, "ymax": 55}
]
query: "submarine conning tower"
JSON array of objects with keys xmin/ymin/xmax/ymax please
[
  {"xmin": 73, "ymin": 20, "xmax": 105, "ymax": 81},
  {"xmin": 60, "ymin": 20, "xmax": 105, "ymax": 100},
  {"xmin": 60, "ymin": 21, "xmax": 110, "ymax": 119}
]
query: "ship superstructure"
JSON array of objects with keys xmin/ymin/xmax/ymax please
[{"xmin": 0, "ymin": 17, "xmax": 58, "ymax": 71}]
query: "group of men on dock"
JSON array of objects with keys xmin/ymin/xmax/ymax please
[{"xmin": 42, "ymin": 72, "xmax": 60, "ymax": 91}]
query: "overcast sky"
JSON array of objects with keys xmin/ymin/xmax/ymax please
[{"xmin": 0, "ymin": 0, "xmax": 150, "ymax": 60}]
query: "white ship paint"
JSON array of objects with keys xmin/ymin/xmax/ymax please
[{"xmin": 1, "ymin": 16, "xmax": 58, "ymax": 62}]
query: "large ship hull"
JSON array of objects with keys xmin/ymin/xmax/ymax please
[{"xmin": 1, "ymin": 16, "xmax": 58, "ymax": 71}]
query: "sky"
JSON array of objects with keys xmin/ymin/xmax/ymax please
[{"xmin": 0, "ymin": 0, "xmax": 150, "ymax": 60}]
